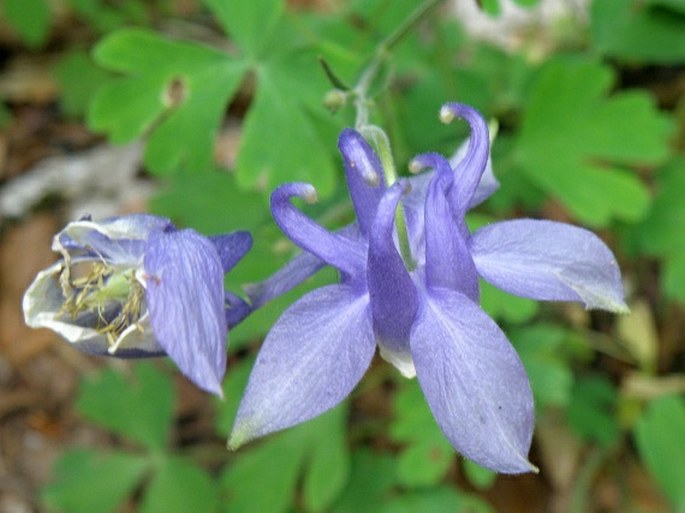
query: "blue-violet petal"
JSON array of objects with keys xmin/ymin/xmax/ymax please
[
  {"xmin": 410, "ymin": 287, "xmax": 536, "ymax": 474},
  {"xmin": 367, "ymin": 181, "xmax": 418, "ymax": 375},
  {"xmin": 229, "ymin": 285, "xmax": 375, "ymax": 448},
  {"xmin": 338, "ymin": 128, "xmax": 386, "ymax": 237},
  {"xmin": 144, "ymin": 229, "xmax": 228, "ymax": 396},
  {"xmin": 470, "ymin": 219, "xmax": 628, "ymax": 312}
]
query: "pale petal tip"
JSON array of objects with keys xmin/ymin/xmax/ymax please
[
  {"xmin": 303, "ymin": 189, "xmax": 318, "ymax": 204},
  {"xmin": 198, "ymin": 377, "xmax": 224, "ymax": 398},
  {"xmin": 439, "ymin": 105, "xmax": 455, "ymax": 124},
  {"xmin": 583, "ymin": 294, "xmax": 630, "ymax": 314},
  {"xmin": 600, "ymin": 300, "xmax": 630, "ymax": 315},
  {"xmin": 483, "ymin": 451, "xmax": 539, "ymax": 475},
  {"xmin": 408, "ymin": 158, "xmax": 424, "ymax": 174},
  {"xmin": 227, "ymin": 420, "xmax": 253, "ymax": 450}
]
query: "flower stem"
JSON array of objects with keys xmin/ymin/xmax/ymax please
[
  {"xmin": 361, "ymin": 126, "xmax": 416, "ymax": 271},
  {"xmin": 353, "ymin": 0, "xmax": 446, "ymax": 129},
  {"xmin": 346, "ymin": 0, "xmax": 444, "ymax": 269}
]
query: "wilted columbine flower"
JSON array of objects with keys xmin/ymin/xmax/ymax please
[
  {"xmin": 23, "ymin": 214, "xmax": 252, "ymax": 396},
  {"xmin": 229, "ymin": 103, "xmax": 627, "ymax": 473}
]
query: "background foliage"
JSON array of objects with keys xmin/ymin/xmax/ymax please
[{"xmin": 2, "ymin": 0, "xmax": 684, "ymax": 511}]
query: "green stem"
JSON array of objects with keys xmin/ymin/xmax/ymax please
[
  {"xmin": 345, "ymin": 0, "xmax": 445, "ymax": 268},
  {"xmin": 361, "ymin": 126, "xmax": 416, "ymax": 270},
  {"xmin": 352, "ymin": 0, "xmax": 447, "ymax": 129},
  {"xmin": 381, "ymin": 0, "xmax": 446, "ymax": 54}
]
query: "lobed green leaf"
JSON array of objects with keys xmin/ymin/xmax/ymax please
[
  {"xmin": 41, "ymin": 449, "xmax": 148, "ymax": 513},
  {"xmin": 517, "ymin": 56, "xmax": 672, "ymax": 226},
  {"xmin": 139, "ymin": 456, "xmax": 220, "ymax": 513},
  {"xmin": 204, "ymin": 0, "xmax": 284, "ymax": 58},
  {"xmin": 591, "ymin": 0, "xmax": 685, "ymax": 64},
  {"xmin": 220, "ymin": 404, "xmax": 349, "ymax": 513},
  {"xmin": 76, "ymin": 362, "xmax": 175, "ymax": 451},
  {"xmin": 89, "ymin": 28, "xmax": 246, "ymax": 174}
]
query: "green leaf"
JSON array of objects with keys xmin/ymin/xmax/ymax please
[
  {"xmin": 235, "ymin": 58, "xmax": 339, "ymax": 198},
  {"xmin": 301, "ymin": 411, "xmax": 350, "ymax": 513},
  {"xmin": 567, "ymin": 375, "xmax": 620, "ymax": 447},
  {"xmin": 220, "ymin": 404, "xmax": 349, "ymax": 513},
  {"xmin": 389, "ymin": 380, "xmax": 453, "ymax": 488},
  {"xmin": 214, "ymin": 357, "xmax": 254, "ymax": 435},
  {"xmin": 478, "ymin": 0, "xmax": 501, "ymax": 15},
  {"xmin": 41, "ymin": 448, "xmax": 148, "ymax": 513},
  {"xmin": 89, "ymin": 28, "xmax": 246, "ymax": 174},
  {"xmin": 650, "ymin": 0, "xmax": 685, "ymax": 14},
  {"xmin": 331, "ymin": 450, "xmax": 397, "ymax": 513},
  {"xmin": 76, "ymin": 362, "xmax": 175, "ymax": 451},
  {"xmin": 151, "ymin": 170, "xmax": 269, "ymax": 234},
  {"xmin": 632, "ymin": 158, "xmax": 685, "ymax": 303},
  {"xmin": 68, "ymin": 0, "xmax": 152, "ymax": 33},
  {"xmin": 480, "ymin": 280, "xmax": 539, "ymax": 324},
  {"xmin": 53, "ymin": 51, "xmax": 114, "ymax": 118},
  {"xmin": 510, "ymin": 324, "xmax": 574, "ymax": 408},
  {"xmin": 139, "ymin": 456, "xmax": 220, "ymax": 513},
  {"xmin": 517, "ymin": 56, "xmax": 671, "ymax": 226},
  {"xmin": 204, "ymin": 0, "xmax": 284, "ymax": 58},
  {"xmin": 382, "ymin": 487, "xmax": 496, "ymax": 513},
  {"xmin": 221, "ymin": 436, "xmax": 301, "ymax": 513},
  {"xmin": 3, "ymin": 0, "xmax": 51, "ymax": 48},
  {"xmin": 462, "ymin": 459, "xmax": 497, "ymax": 490},
  {"xmin": 634, "ymin": 394, "xmax": 685, "ymax": 509},
  {"xmin": 591, "ymin": 0, "xmax": 685, "ymax": 64},
  {"xmin": 0, "ymin": 103, "xmax": 12, "ymax": 128}
]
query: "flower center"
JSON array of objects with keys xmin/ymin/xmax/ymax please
[{"xmin": 58, "ymin": 261, "xmax": 145, "ymax": 345}]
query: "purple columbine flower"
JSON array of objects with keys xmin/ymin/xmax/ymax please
[
  {"xmin": 229, "ymin": 103, "xmax": 627, "ymax": 473},
  {"xmin": 23, "ymin": 214, "xmax": 252, "ymax": 396}
]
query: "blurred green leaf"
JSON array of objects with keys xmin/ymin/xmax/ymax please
[
  {"xmin": 3, "ymin": 0, "xmax": 50, "ymax": 48},
  {"xmin": 0, "ymin": 103, "xmax": 12, "ymax": 128},
  {"xmin": 477, "ymin": 0, "xmax": 501, "ymax": 15},
  {"xmin": 462, "ymin": 459, "xmax": 497, "ymax": 490},
  {"xmin": 331, "ymin": 450, "xmax": 397, "ymax": 513},
  {"xmin": 204, "ymin": 0, "xmax": 284, "ymax": 58},
  {"xmin": 389, "ymin": 380, "xmax": 453, "ymax": 488},
  {"xmin": 53, "ymin": 51, "xmax": 113, "ymax": 117},
  {"xmin": 76, "ymin": 362, "xmax": 174, "ymax": 451},
  {"xmin": 214, "ymin": 357, "xmax": 254, "ymax": 434},
  {"xmin": 650, "ymin": 0, "xmax": 685, "ymax": 13},
  {"xmin": 41, "ymin": 448, "xmax": 148, "ymax": 513},
  {"xmin": 220, "ymin": 405, "xmax": 349, "ymax": 513},
  {"xmin": 634, "ymin": 394, "xmax": 685, "ymax": 509},
  {"xmin": 567, "ymin": 375, "xmax": 620, "ymax": 447},
  {"xmin": 151, "ymin": 170, "xmax": 269, "ymax": 234},
  {"xmin": 480, "ymin": 280, "xmax": 539, "ymax": 324},
  {"xmin": 591, "ymin": 0, "xmax": 685, "ymax": 64},
  {"xmin": 221, "ymin": 436, "xmax": 301, "ymax": 513},
  {"xmin": 68, "ymin": 0, "xmax": 154, "ymax": 32},
  {"xmin": 139, "ymin": 456, "xmax": 220, "ymax": 513},
  {"xmin": 382, "ymin": 487, "xmax": 496, "ymax": 513},
  {"xmin": 511, "ymin": 324, "xmax": 574, "ymax": 408},
  {"xmin": 89, "ymin": 28, "xmax": 246, "ymax": 174},
  {"xmin": 632, "ymin": 157, "xmax": 685, "ymax": 303},
  {"xmin": 517, "ymin": 56, "xmax": 671, "ymax": 226}
]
